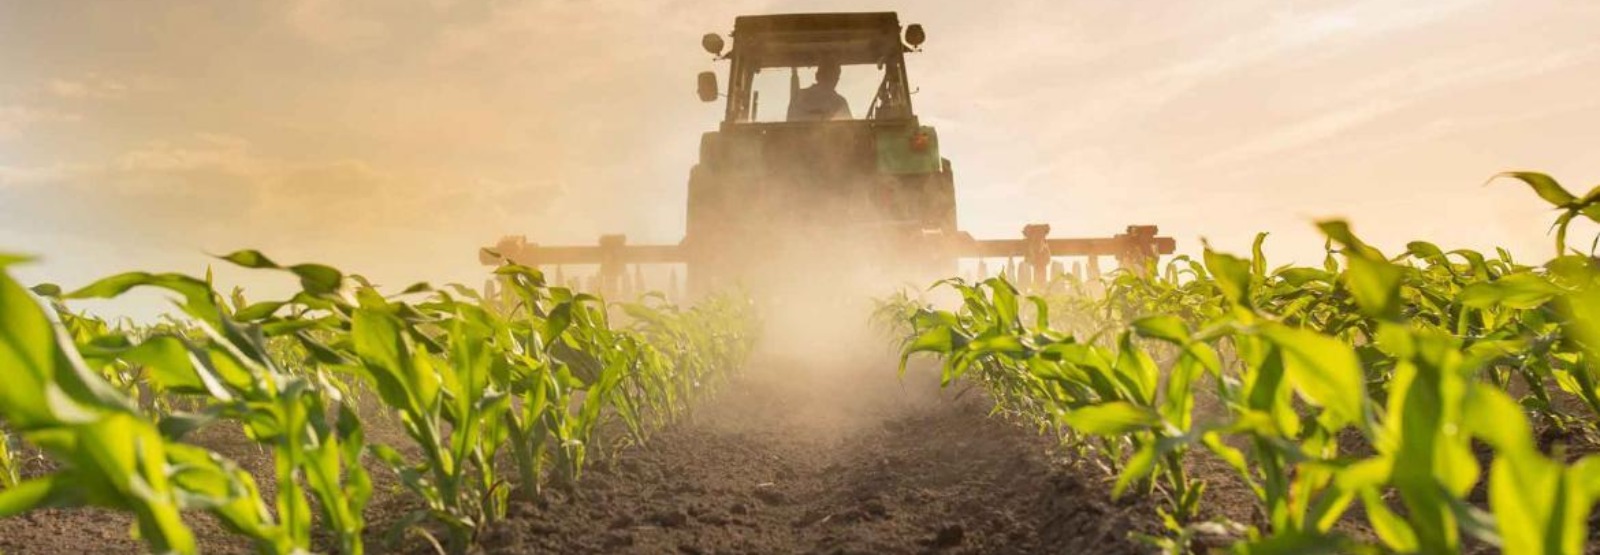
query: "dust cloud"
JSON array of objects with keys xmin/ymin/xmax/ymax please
[{"xmin": 721, "ymin": 232, "xmax": 950, "ymax": 444}]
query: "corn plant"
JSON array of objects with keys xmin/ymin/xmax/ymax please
[
  {"xmin": 0, "ymin": 256, "xmax": 292, "ymax": 554},
  {"xmin": 51, "ymin": 254, "xmax": 373, "ymax": 554}
]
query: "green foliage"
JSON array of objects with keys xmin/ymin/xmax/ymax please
[
  {"xmin": 891, "ymin": 172, "xmax": 1600, "ymax": 553},
  {"xmin": 0, "ymin": 252, "xmax": 755, "ymax": 554}
]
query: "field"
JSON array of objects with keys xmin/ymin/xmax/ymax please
[{"xmin": 1, "ymin": 172, "xmax": 1598, "ymax": 554}]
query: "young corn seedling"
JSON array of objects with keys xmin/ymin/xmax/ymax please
[
  {"xmin": 60, "ymin": 254, "xmax": 373, "ymax": 555},
  {"xmin": 0, "ymin": 258, "xmax": 294, "ymax": 555}
]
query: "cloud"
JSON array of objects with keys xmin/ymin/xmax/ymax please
[
  {"xmin": 0, "ymin": 128, "xmax": 562, "ymax": 260},
  {"xmin": 114, "ymin": 133, "xmax": 265, "ymax": 176},
  {"xmin": 996, "ymin": 0, "xmax": 1492, "ymax": 141},
  {"xmin": 0, "ymin": 163, "xmax": 84, "ymax": 187},
  {"xmin": 1200, "ymin": 42, "xmax": 1600, "ymax": 169},
  {"xmin": 0, "ymin": 104, "xmax": 81, "ymax": 137},
  {"xmin": 48, "ymin": 75, "xmax": 129, "ymax": 100}
]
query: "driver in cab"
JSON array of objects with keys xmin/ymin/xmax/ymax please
[{"xmin": 786, "ymin": 62, "xmax": 851, "ymax": 121}]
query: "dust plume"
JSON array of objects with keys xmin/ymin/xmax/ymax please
[{"xmin": 720, "ymin": 229, "xmax": 949, "ymax": 442}]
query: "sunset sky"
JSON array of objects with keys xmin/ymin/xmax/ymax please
[{"xmin": 2, "ymin": 0, "xmax": 1597, "ymax": 317}]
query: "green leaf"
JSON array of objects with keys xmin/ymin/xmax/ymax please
[
  {"xmin": 967, "ymin": 330, "xmax": 1025, "ymax": 356},
  {"xmin": 1318, "ymin": 220, "xmax": 1385, "ymax": 260},
  {"xmin": 1462, "ymin": 387, "xmax": 1534, "ymax": 455},
  {"xmin": 288, "ymin": 263, "xmax": 342, "ymax": 296},
  {"xmin": 1203, "ymin": 247, "xmax": 1252, "ymax": 307},
  {"xmin": 1111, "ymin": 441, "xmax": 1158, "ymax": 498},
  {"xmin": 1131, "ymin": 315, "xmax": 1189, "ymax": 345},
  {"xmin": 1233, "ymin": 531, "xmax": 1354, "ymax": 555},
  {"xmin": 1259, "ymin": 323, "xmax": 1367, "ymax": 429},
  {"xmin": 124, "ymin": 336, "xmax": 240, "ymax": 401},
  {"xmin": 0, "ymin": 272, "xmax": 60, "ymax": 426},
  {"xmin": 1406, "ymin": 241, "xmax": 1447, "ymax": 263},
  {"xmin": 216, "ymin": 250, "xmax": 342, "ymax": 296},
  {"xmin": 1062, "ymin": 401, "xmax": 1159, "ymax": 435},
  {"xmin": 0, "ymin": 253, "xmax": 36, "ymax": 268},
  {"xmin": 0, "ymin": 271, "xmax": 133, "ymax": 426},
  {"xmin": 1251, "ymin": 232, "xmax": 1270, "ymax": 278},
  {"xmin": 1113, "ymin": 332, "xmax": 1159, "ymax": 404},
  {"xmin": 1343, "ymin": 256, "xmax": 1405, "ymax": 321},
  {"xmin": 1492, "ymin": 171, "xmax": 1575, "ymax": 207},
  {"xmin": 1361, "ymin": 488, "xmax": 1420, "ymax": 552},
  {"xmin": 900, "ymin": 324, "xmax": 955, "ymax": 375},
  {"xmin": 218, "ymin": 249, "xmax": 278, "ymax": 268},
  {"xmin": 233, "ymin": 301, "xmax": 286, "ymax": 321},
  {"xmin": 985, "ymin": 277, "xmax": 1020, "ymax": 329},
  {"xmin": 65, "ymin": 272, "xmax": 221, "ymax": 326},
  {"xmin": 1458, "ymin": 273, "xmax": 1562, "ymax": 309},
  {"xmin": 0, "ymin": 475, "xmax": 73, "ymax": 517}
]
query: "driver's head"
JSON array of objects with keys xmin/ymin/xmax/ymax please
[{"xmin": 815, "ymin": 62, "xmax": 841, "ymax": 88}]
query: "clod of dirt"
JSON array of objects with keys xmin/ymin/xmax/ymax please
[
  {"xmin": 481, "ymin": 525, "xmax": 528, "ymax": 547},
  {"xmin": 836, "ymin": 508, "xmax": 867, "ymax": 523},
  {"xmin": 602, "ymin": 531, "xmax": 634, "ymax": 548},
  {"xmin": 654, "ymin": 509, "xmax": 691, "ymax": 528},
  {"xmin": 930, "ymin": 524, "xmax": 965, "ymax": 547},
  {"xmin": 754, "ymin": 485, "xmax": 789, "ymax": 505},
  {"xmin": 863, "ymin": 498, "xmax": 889, "ymax": 518},
  {"xmin": 507, "ymin": 500, "xmax": 540, "ymax": 518}
]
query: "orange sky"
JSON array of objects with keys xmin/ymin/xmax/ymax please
[{"xmin": 2, "ymin": 0, "xmax": 1597, "ymax": 318}]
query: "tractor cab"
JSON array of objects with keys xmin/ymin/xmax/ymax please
[{"xmin": 699, "ymin": 12, "xmax": 922, "ymax": 124}]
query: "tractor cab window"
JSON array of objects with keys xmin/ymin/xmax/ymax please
[
  {"xmin": 724, "ymin": 33, "xmax": 914, "ymax": 124},
  {"xmin": 745, "ymin": 64, "xmax": 886, "ymax": 122}
]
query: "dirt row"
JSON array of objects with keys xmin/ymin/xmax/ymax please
[
  {"xmin": 482, "ymin": 351, "xmax": 1163, "ymax": 554},
  {"xmin": 0, "ymin": 346, "xmax": 1165, "ymax": 554}
]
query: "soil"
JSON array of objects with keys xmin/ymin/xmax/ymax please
[{"xmin": 478, "ymin": 347, "xmax": 1164, "ymax": 555}]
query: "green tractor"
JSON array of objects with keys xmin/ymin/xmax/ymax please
[
  {"xmin": 685, "ymin": 12, "xmax": 956, "ymax": 296},
  {"xmin": 483, "ymin": 12, "xmax": 1172, "ymax": 300}
]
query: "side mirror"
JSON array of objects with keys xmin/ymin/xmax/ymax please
[
  {"xmin": 905, "ymin": 24, "xmax": 926, "ymax": 48},
  {"xmin": 701, "ymin": 33, "xmax": 725, "ymax": 56},
  {"xmin": 696, "ymin": 71, "xmax": 719, "ymax": 103}
]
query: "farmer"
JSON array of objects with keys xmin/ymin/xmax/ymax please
[{"xmin": 786, "ymin": 62, "xmax": 851, "ymax": 121}]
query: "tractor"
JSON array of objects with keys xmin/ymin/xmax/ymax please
[{"xmin": 481, "ymin": 12, "xmax": 1174, "ymax": 301}]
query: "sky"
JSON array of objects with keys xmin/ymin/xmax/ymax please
[{"xmin": 2, "ymin": 0, "xmax": 1597, "ymax": 318}]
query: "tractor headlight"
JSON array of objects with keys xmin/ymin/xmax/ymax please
[
  {"xmin": 702, "ymin": 33, "xmax": 725, "ymax": 56},
  {"xmin": 905, "ymin": 24, "xmax": 926, "ymax": 48}
]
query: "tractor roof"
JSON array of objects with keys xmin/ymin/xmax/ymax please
[
  {"xmin": 730, "ymin": 12, "xmax": 906, "ymax": 68},
  {"xmin": 732, "ymin": 12, "xmax": 901, "ymax": 35}
]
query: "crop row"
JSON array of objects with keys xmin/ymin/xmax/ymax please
[
  {"xmin": 885, "ymin": 172, "xmax": 1600, "ymax": 554},
  {"xmin": 0, "ymin": 253, "xmax": 756, "ymax": 554}
]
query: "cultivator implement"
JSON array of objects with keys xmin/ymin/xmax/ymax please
[{"xmin": 479, "ymin": 224, "xmax": 1175, "ymax": 300}]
